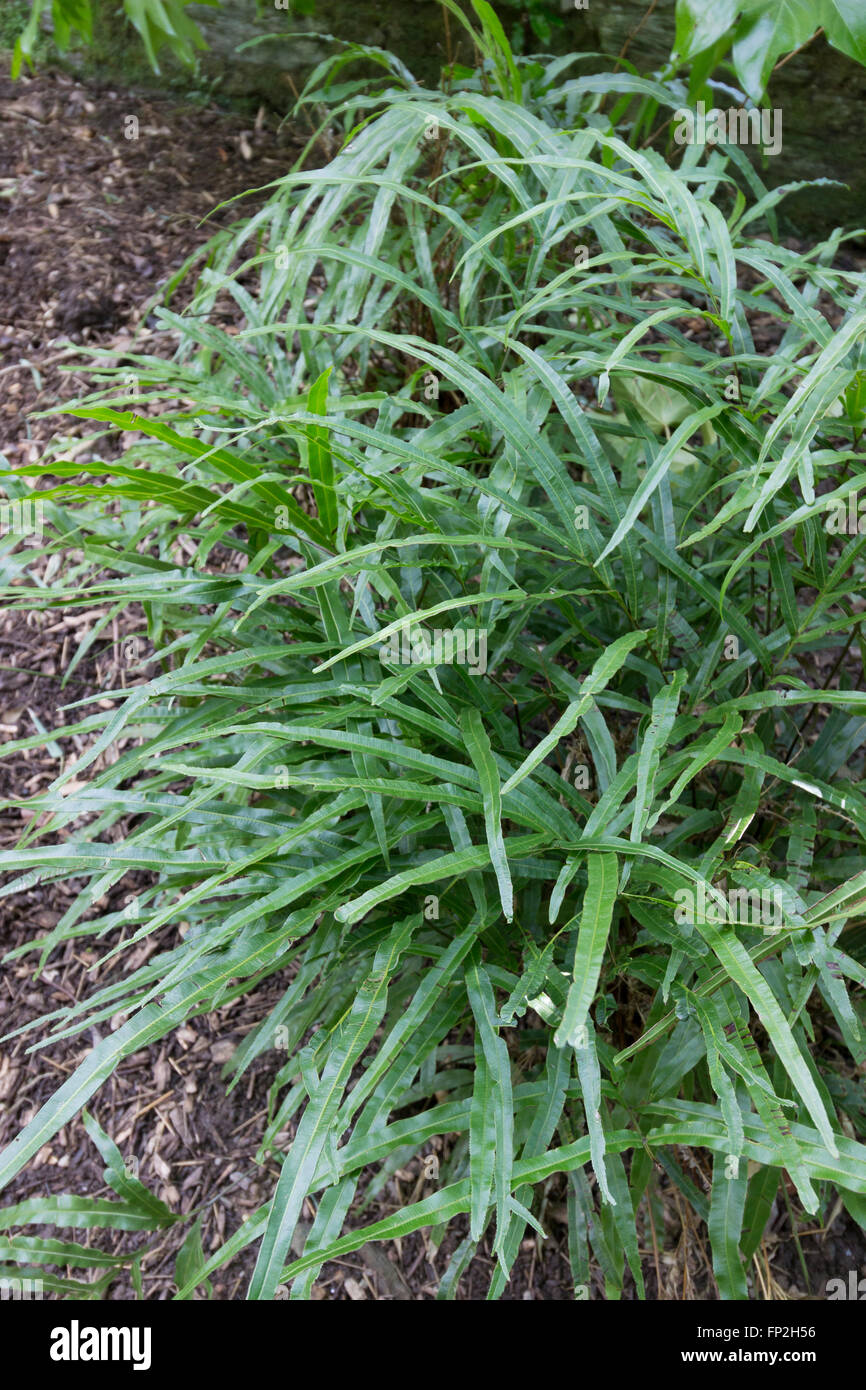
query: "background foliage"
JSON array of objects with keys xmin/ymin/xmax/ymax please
[{"xmin": 13, "ymin": 0, "xmax": 866, "ymax": 95}]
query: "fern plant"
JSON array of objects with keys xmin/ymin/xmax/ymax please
[{"xmin": 1, "ymin": 4, "xmax": 866, "ymax": 1300}]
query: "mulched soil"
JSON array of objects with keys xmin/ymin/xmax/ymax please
[
  {"xmin": 0, "ymin": 66, "xmax": 309, "ymax": 472},
  {"xmin": 0, "ymin": 66, "xmax": 864, "ymax": 1301}
]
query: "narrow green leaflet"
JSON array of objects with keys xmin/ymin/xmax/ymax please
[
  {"xmin": 502, "ymin": 631, "xmax": 647, "ymax": 796},
  {"xmin": 694, "ymin": 919, "xmax": 839, "ymax": 1161},
  {"xmin": 466, "ymin": 954, "xmax": 514, "ymax": 1261},
  {"xmin": 306, "ymin": 367, "xmax": 338, "ymax": 540},
  {"xmin": 573, "ymin": 1028, "xmax": 616, "ymax": 1205},
  {"xmin": 708, "ymin": 1149, "xmax": 749, "ymax": 1300},
  {"xmin": 460, "ymin": 709, "xmax": 513, "ymax": 922},
  {"xmin": 631, "ymin": 670, "xmax": 686, "ymax": 842},
  {"xmin": 555, "ymin": 854, "xmax": 619, "ymax": 1050}
]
